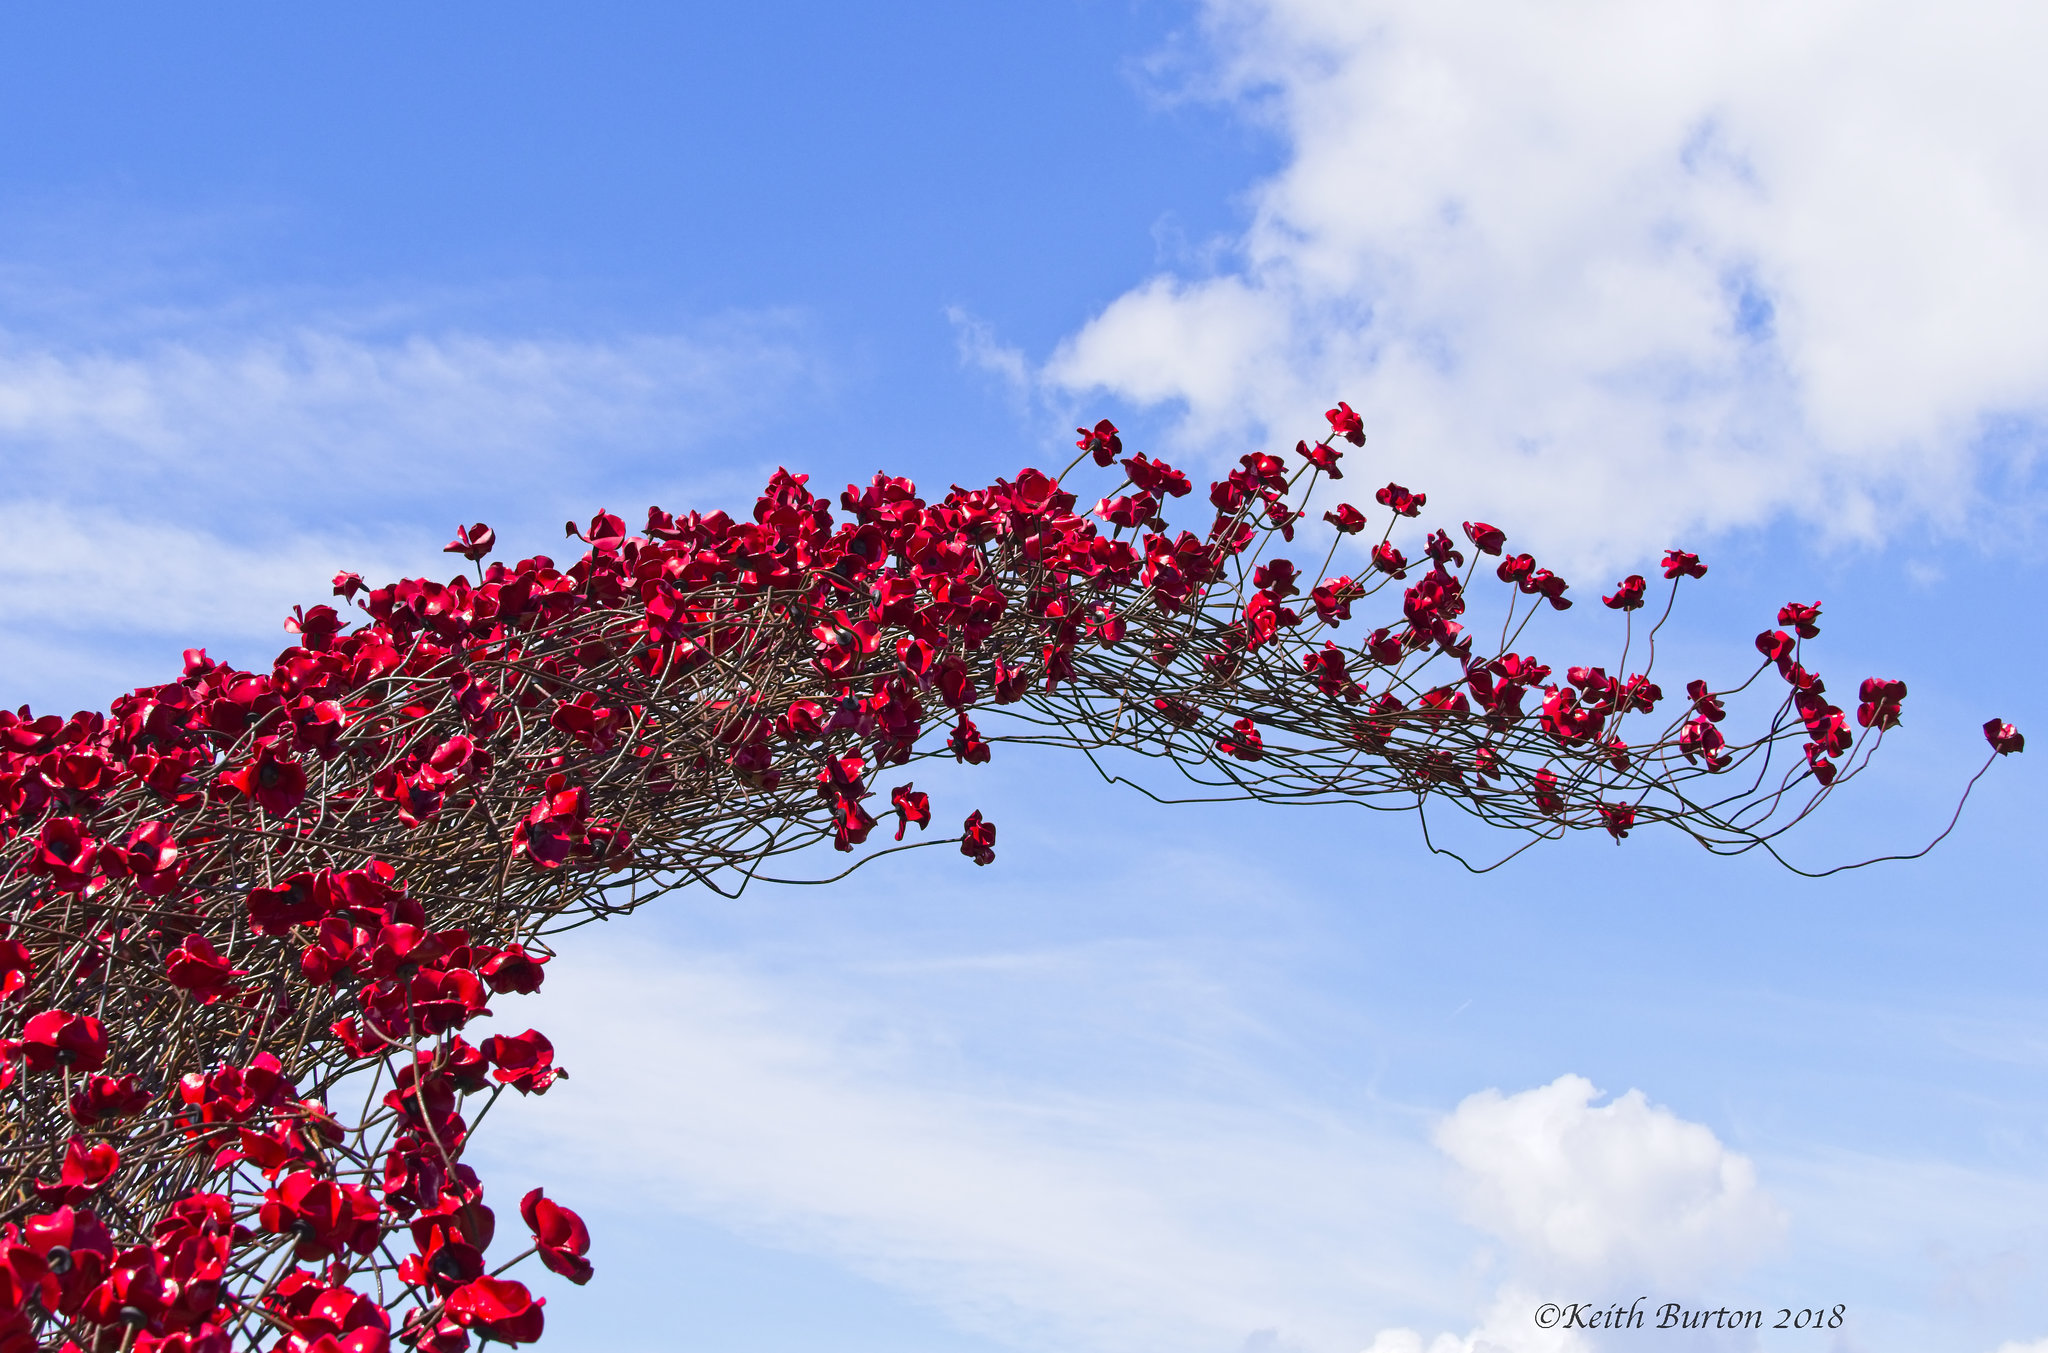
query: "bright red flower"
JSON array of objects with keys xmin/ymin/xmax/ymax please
[
  {"xmin": 444, "ymin": 522, "xmax": 497, "ymax": 561},
  {"xmin": 520, "ymin": 1188, "xmax": 594, "ymax": 1285},
  {"xmin": 249, "ymin": 871, "xmax": 334, "ymax": 936},
  {"xmin": 0, "ymin": 931, "xmax": 31, "ymax": 1001},
  {"xmin": 1323, "ymin": 503, "xmax": 1367, "ymax": 534},
  {"xmin": 446, "ymin": 1275, "xmax": 544, "ymax": 1345},
  {"xmin": 481, "ymin": 1030, "xmax": 563, "ymax": 1095},
  {"xmin": 1076, "ymin": 418, "xmax": 1123, "ymax": 466},
  {"xmin": 21, "ymin": 1009, "xmax": 107, "ymax": 1072},
  {"xmin": 1462, "ymin": 521, "xmax": 1505, "ymax": 555},
  {"xmin": 1777, "ymin": 600, "xmax": 1822, "ymax": 638},
  {"xmin": 32, "ymin": 1135, "xmax": 118, "ymax": 1206},
  {"xmin": 1856, "ymin": 677, "xmax": 1907, "ymax": 731},
  {"xmin": 513, "ymin": 782, "xmax": 588, "ymax": 869},
  {"xmin": 961, "ymin": 811, "xmax": 996, "ymax": 865},
  {"xmin": 1297, "ymin": 438, "xmax": 1344, "ymax": 478},
  {"xmin": 565, "ymin": 510, "xmax": 626, "ymax": 546},
  {"xmin": 1755, "ymin": 629, "xmax": 1795, "ymax": 665},
  {"xmin": 223, "ymin": 742, "xmax": 310, "ymax": 816},
  {"xmin": 1661, "ymin": 549, "xmax": 1708, "ymax": 580},
  {"xmin": 1325, "ymin": 400, "xmax": 1366, "ymax": 446},
  {"xmin": 1984, "ymin": 719, "xmax": 2025, "ymax": 755},
  {"xmin": 1216, "ymin": 716, "xmax": 1265, "ymax": 761},
  {"xmin": 1529, "ymin": 569, "xmax": 1572, "ymax": 610},
  {"xmin": 1096, "ymin": 492, "xmax": 1158, "ymax": 530},
  {"xmin": 1370, "ymin": 542, "xmax": 1408, "ymax": 578},
  {"xmin": 283, "ymin": 1284, "xmax": 392, "ymax": 1353},
  {"xmin": 1310, "ymin": 575, "xmax": 1360, "ymax": 625},
  {"xmin": 99, "ymin": 821, "xmax": 182, "ymax": 894},
  {"xmin": 480, "ymin": 943, "xmax": 550, "ymax": 995},
  {"xmin": 31, "ymin": 816, "xmax": 99, "ymax": 891},
  {"xmin": 259, "ymin": 1170, "xmax": 381, "ymax": 1261},
  {"xmin": 1685, "ymin": 679, "xmax": 1726, "ymax": 722},
  {"xmin": 1602, "ymin": 575, "xmax": 1647, "ymax": 611},
  {"xmin": 1121, "ymin": 453, "xmax": 1192, "ymax": 497},
  {"xmin": 1374, "ymin": 482, "xmax": 1425, "ymax": 517},
  {"xmin": 159, "ymin": 936, "xmax": 243, "ymax": 1014},
  {"xmin": 890, "ymin": 783, "xmax": 931, "ymax": 840},
  {"xmin": 69, "ymin": 1073, "xmax": 151, "ymax": 1126},
  {"xmin": 1599, "ymin": 801, "xmax": 1635, "ymax": 839},
  {"xmin": 283, "ymin": 601, "xmax": 345, "ymax": 651}
]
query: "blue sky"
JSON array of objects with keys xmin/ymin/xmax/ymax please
[{"xmin": 3, "ymin": 4, "xmax": 2047, "ymax": 1352}]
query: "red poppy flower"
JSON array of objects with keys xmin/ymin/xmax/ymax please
[
  {"xmin": 1216, "ymin": 716, "xmax": 1266, "ymax": 761},
  {"xmin": 890, "ymin": 783, "xmax": 931, "ymax": 840},
  {"xmin": 1856, "ymin": 677, "xmax": 1907, "ymax": 731},
  {"xmin": 1984, "ymin": 719, "xmax": 2025, "ymax": 755},
  {"xmin": 32, "ymin": 1135, "xmax": 118, "ymax": 1206},
  {"xmin": 960, "ymin": 810, "xmax": 996, "ymax": 865},
  {"xmin": 284, "ymin": 1285, "xmax": 392, "ymax": 1353},
  {"xmin": 259, "ymin": 1170, "xmax": 381, "ymax": 1261},
  {"xmin": 0, "ymin": 931, "xmax": 32, "ymax": 1001},
  {"xmin": 21, "ymin": 1009, "xmax": 108, "ymax": 1073},
  {"xmin": 481, "ymin": 1029, "xmax": 564, "ymax": 1095},
  {"xmin": 1076, "ymin": 418, "xmax": 1123, "ymax": 466},
  {"xmin": 444, "ymin": 522, "xmax": 497, "ymax": 561},
  {"xmin": 1661, "ymin": 549, "xmax": 1708, "ymax": 580},
  {"xmin": 1462, "ymin": 521, "xmax": 1505, "ymax": 555},
  {"xmin": 1374, "ymin": 482, "xmax": 1425, "ymax": 517},
  {"xmin": 1293, "ymin": 438, "xmax": 1343, "ymax": 478},
  {"xmin": 513, "ymin": 783, "xmax": 588, "ymax": 869},
  {"xmin": 1755, "ymin": 629, "xmax": 1795, "ymax": 665},
  {"xmin": 1121, "ymin": 454, "xmax": 1192, "ymax": 497},
  {"xmin": 480, "ymin": 943, "xmax": 550, "ymax": 994},
  {"xmin": 163, "ymin": 933, "xmax": 243, "ymax": 1007},
  {"xmin": 69, "ymin": 1073, "xmax": 152, "ymax": 1126},
  {"xmin": 446, "ymin": 1275, "xmax": 544, "ymax": 1345},
  {"xmin": 1325, "ymin": 400, "xmax": 1366, "ymax": 446},
  {"xmin": 1776, "ymin": 600, "xmax": 1822, "ymax": 638},
  {"xmin": 249, "ymin": 871, "xmax": 334, "ymax": 936},
  {"xmin": 1602, "ymin": 575, "xmax": 1647, "ymax": 611},
  {"xmin": 1599, "ymin": 801, "xmax": 1635, "ymax": 839},
  {"xmin": 1323, "ymin": 504, "xmax": 1367, "ymax": 534},
  {"xmin": 223, "ymin": 742, "xmax": 310, "ymax": 817},
  {"xmin": 31, "ymin": 817, "xmax": 99, "ymax": 892},
  {"xmin": 100, "ymin": 820, "xmax": 181, "ymax": 893},
  {"xmin": 520, "ymin": 1188, "xmax": 594, "ymax": 1285}
]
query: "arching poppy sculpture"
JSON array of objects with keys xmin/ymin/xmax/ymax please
[{"xmin": 0, "ymin": 406, "xmax": 2022, "ymax": 1352}]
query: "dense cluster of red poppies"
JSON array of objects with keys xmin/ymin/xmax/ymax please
[{"xmin": 0, "ymin": 405, "xmax": 2020, "ymax": 1351}]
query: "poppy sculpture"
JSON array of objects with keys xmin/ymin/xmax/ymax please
[{"xmin": 0, "ymin": 406, "xmax": 2021, "ymax": 1351}]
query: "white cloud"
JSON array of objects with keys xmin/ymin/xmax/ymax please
[
  {"xmin": 0, "ymin": 499, "xmax": 396, "ymax": 638},
  {"xmin": 0, "ymin": 318, "xmax": 817, "ymax": 711},
  {"xmin": 1362, "ymin": 1288, "xmax": 1592, "ymax": 1353},
  {"xmin": 1436, "ymin": 1074, "xmax": 1784, "ymax": 1285},
  {"xmin": 0, "ymin": 320, "xmax": 814, "ymax": 521},
  {"xmin": 475, "ymin": 933, "xmax": 1464, "ymax": 1353},
  {"xmin": 1050, "ymin": 0, "xmax": 2048, "ymax": 566},
  {"xmin": 1991, "ymin": 1341, "xmax": 2048, "ymax": 1353},
  {"xmin": 1358, "ymin": 1076, "xmax": 1781, "ymax": 1353}
]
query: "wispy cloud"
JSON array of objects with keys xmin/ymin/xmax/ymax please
[
  {"xmin": 476, "ymin": 932, "xmax": 1471, "ymax": 1353},
  {"xmin": 1043, "ymin": 0, "xmax": 2048, "ymax": 566},
  {"xmin": 0, "ymin": 315, "xmax": 823, "ymax": 709},
  {"xmin": 0, "ymin": 319, "xmax": 817, "ymax": 525}
]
